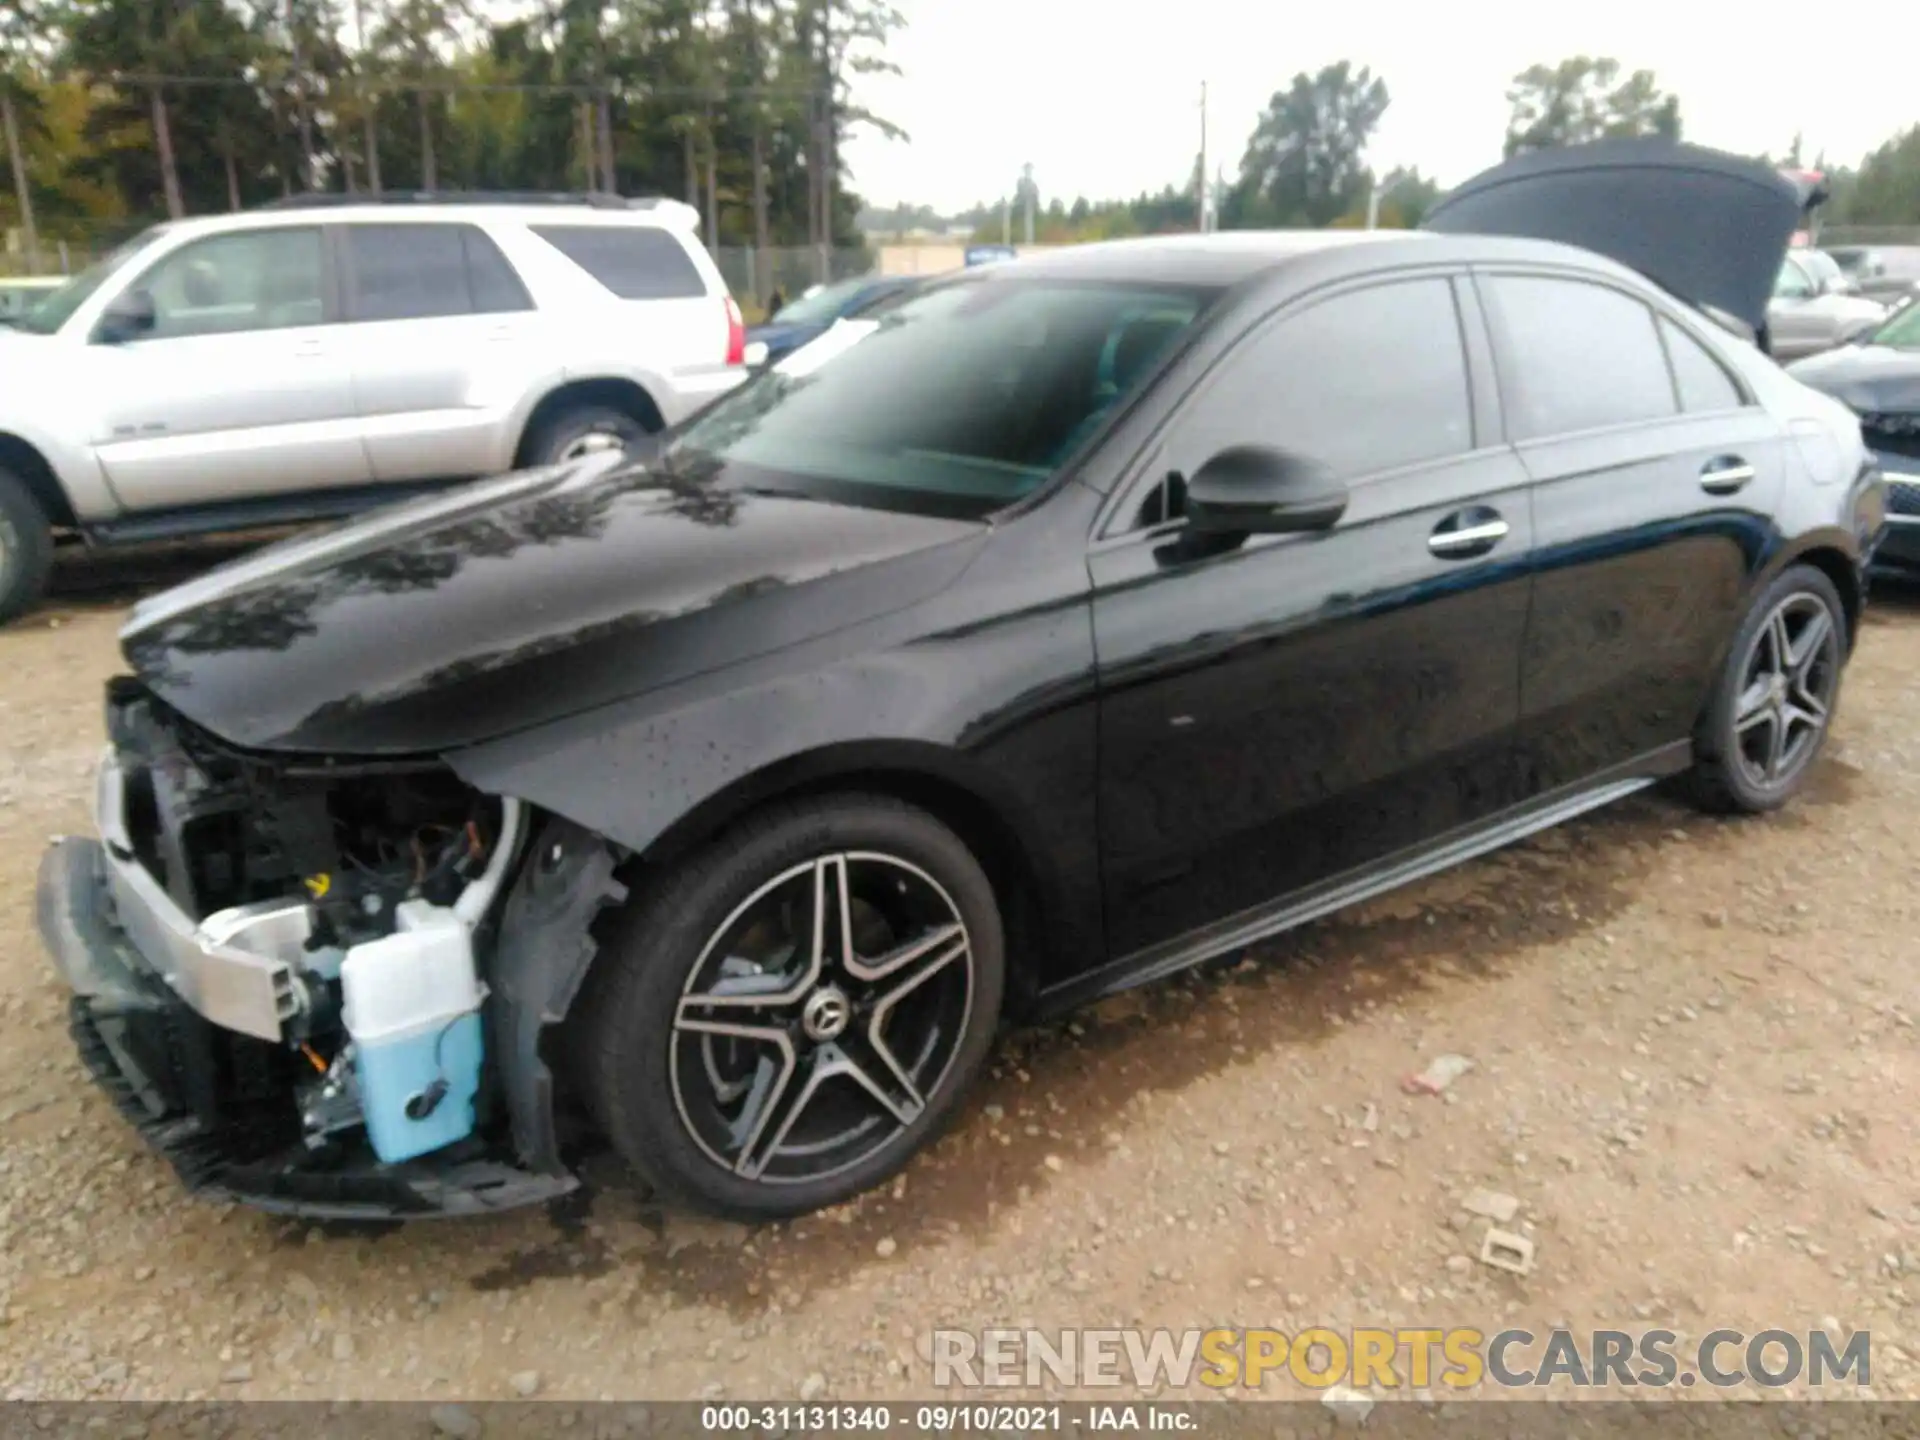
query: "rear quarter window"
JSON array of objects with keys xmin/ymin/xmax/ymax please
[
  {"xmin": 531, "ymin": 224, "xmax": 709, "ymax": 300},
  {"xmin": 1658, "ymin": 317, "xmax": 1744, "ymax": 414}
]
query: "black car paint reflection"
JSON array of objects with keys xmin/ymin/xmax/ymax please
[{"xmin": 119, "ymin": 226, "xmax": 1872, "ymax": 1013}]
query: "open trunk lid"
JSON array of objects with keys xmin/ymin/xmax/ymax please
[{"xmin": 1422, "ymin": 138, "xmax": 1804, "ymax": 338}]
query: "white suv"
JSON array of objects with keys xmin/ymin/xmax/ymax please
[{"xmin": 0, "ymin": 193, "xmax": 749, "ymax": 621}]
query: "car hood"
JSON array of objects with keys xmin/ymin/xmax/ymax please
[
  {"xmin": 745, "ymin": 321, "xmax": 823, "ymax": 353},
  {"xmin": 1422, "ymin": 139, "xmax": 1804, "ymax": 337},
  {"xmin": 119, "ymin": 452, "xmax": 987, "ymax": 755},
  {"xmin": 1786, "ymin": 345, "xmax": 1920, "ymax": 414}
]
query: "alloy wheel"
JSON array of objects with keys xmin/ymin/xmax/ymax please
[
  {"xmin": 1731, "ymin": 590, "xmax": 1840, "ymax": 790},
  {"xmin": 669, "ymin": 852, "xmax": 975, "ymax": 1185}
]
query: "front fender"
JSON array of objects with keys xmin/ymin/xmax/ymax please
[
  {"xmin": 447, "ymin": 584, "xmax": 1105, "ymax": 979},
  {"xmin": 0, "ymin": 412, "xmax": 119, "ymax": 523}
]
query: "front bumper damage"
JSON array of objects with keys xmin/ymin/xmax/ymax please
[{"xmin": 34, "ymin": 737, "xmax": 615, "ymax": 1222}]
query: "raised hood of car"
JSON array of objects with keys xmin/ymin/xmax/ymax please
[
  {"xmin": 119, "ymin": 454, "xmax": 986, "ymax": 755},
  {"xmin": 1422, "ymin": 138, "xmax": 1804, "ymax": 338},
  {"xmin": 1788, "ymin": 344, "xmax": 1920, "ymax": 415}
]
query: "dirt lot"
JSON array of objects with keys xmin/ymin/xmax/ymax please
[{"xmin": 2, "ymin": 554, "xmax": 1919, "ymax": 1406}]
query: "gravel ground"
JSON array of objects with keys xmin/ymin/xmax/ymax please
[{"xmin": 2, "ymin": 552, "xmax": 1919, "ymax": 1405}]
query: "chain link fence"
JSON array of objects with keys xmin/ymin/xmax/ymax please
[
  {"xmin": 710, "ymin": 246, "xmax": 875, "ymax": 316},
  {"xmin": 1819, "ymin": 225, "xmax": 1920, "ymax": 247}
]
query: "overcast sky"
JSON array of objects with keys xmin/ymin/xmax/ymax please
[{"xmin": 839, "ymin": 0, "xmax": 1916, "ymax": 214}]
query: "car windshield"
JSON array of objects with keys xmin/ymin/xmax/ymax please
[
  {"xmin": 664, "ymin": 278, "xmax": 1210, "ymax": 518},
  {"xmin": 1804, "ymin": 250, "xmax": 1839, "ymax": 279},
  {"xmin": 9, "ymin": 227, "xmax": 170, "ymax": 335},
  {"xmin": 769, "ymin": 277, "xmax": 876, "ymax": 327},
  {"xmin": 1866, "ymin": 296, "xmax": 1920, "ymax": 349}
]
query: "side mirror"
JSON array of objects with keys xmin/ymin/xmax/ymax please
[
  {"xmin": 1185, "ymin": 445, "xmax": 1348, "ymax": 536},
  {"xmin": 97, "ymin": 289, "xmax": 157, "ymax": 343}
]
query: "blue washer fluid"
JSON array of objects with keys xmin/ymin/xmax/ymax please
[{"xmin": 340, "ymin": 900, "xmax": 486, "ymax": 1165}]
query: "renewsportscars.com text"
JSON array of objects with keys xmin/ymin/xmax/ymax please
[{"xmin": 927, "ymin": 1326, "xmax": 1871, "ymax": 1391}]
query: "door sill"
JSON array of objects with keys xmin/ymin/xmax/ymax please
[
  {"xmin": 84, "ymin": 478, "xmax": 477, "ymax": 546},
  {"xmin": 1038, "ymin": 741, "xmax": 1692, "ymax": 1016}
]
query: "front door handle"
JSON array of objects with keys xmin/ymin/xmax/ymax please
[
  {"xmin": 291, "ymin": 337, "xmax": 325, "ymax": 358},
  {"xmin": 1700, "ymin": 457, "xmax": 1756, "ymax": 495},
  {"xmin": 1428, "ymin": 509, "xmax": 1509, "ymax": 559}
]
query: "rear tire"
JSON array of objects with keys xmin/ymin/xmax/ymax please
[
  {"xmin": 0, "ymin": 467, "xmax": 54, "ymax": 626},
  {"xmin": 578, "ymin": 795, "xmax": 1005, "ymax": 1221},
  {"xmin": 523, "ymin": 404, "xmax": 650, "ymax": 468},
  {"xmin": 1685, "ymin": 563, "xmax": 1846, "ymax": 814}
]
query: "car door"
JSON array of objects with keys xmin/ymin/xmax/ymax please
[
  {"xmin": 1089, "ymin": 273, "xmax": 1536, "ymax": 959},
  {"xmin": 86, "ymin": 224, "xmax": 368, "ymax": 510},
  {"xmin": 1474, "ymin": 269, "xmax": 1789, "ymax": 797},
  {"xmin": 335, "ymin": 221, "xmax": 540, "ymax": 482}
]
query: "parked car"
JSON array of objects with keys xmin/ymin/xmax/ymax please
[
  {"xmin": 37, "ymin": 139, "xmax": 1884, "ymax": 1223},
  {"xmin": 1768, "ymin": 248, "xmax": 1887, "ymax": 360},
  {"xmin": 744, "ymin": 273, "xmax": 920, "ymax": 366},
  {"xmin": 1826, "ymin": 244, "xmax": 1920, "ymax": 305},
  {"xmin": 0, "ymin": 192, "xmax": 748, "ymax": 623},
  {"xmin": 0, "ymin": 276, "xmax": 65, "ymax": 323},
  {"xmin": 1787, "ymin": 297, "xmax": 1920, "ymax": 576}
]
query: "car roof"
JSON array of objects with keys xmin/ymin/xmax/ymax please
[
  {"xmin": 969, "ymin": 228, "xmax": 1644, "ymax": 290},
  {"xmin": 156, "ymin": 197, "xmax": 701, "ymax": 241}
]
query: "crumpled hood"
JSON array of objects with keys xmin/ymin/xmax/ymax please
[
  {"xmin": 120, "ymin": 452, "xmax": 987, "ymax": 755},
  {"xmin": 1786, "ymin": 345, "xmax": 1920, "ymax": 415}
]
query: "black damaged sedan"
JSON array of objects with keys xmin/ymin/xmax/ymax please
[
  {"xmin": 1788, "ymin": 296, "xmax": 1920, "ymax": 578},
  {"xmin": 37, "ymin": 141, "xmax": 1888, "ymax": 1222}
]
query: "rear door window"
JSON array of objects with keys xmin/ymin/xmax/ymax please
[
  {"xmin": 531, "ymin": 225, "xmax": 708, "ymax": 300},
  {"xmin": 342, "ymin": 223, "xmax": 532, "ymax": 321},
  {"xmin": 1480, "ymin": 275, "xmax": 1679, "ymax": 440}
]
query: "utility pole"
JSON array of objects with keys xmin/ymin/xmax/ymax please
[
  {"xmin": 1197, "ymin": 80, "xmax": 1208, "ymax": 232},
  {"xmin": 1001, "ymin": 196, "xmax": 1010, "ymax": 246},
  {"xmin": 1021, "ymin": 162, "xmax": 1034, "ymax": 246},
  {"xmin": 288, "ymin": 0, "xmax": 314, "ymax": 189}
]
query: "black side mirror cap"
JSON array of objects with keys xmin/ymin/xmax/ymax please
[{"xmin": 1185, "ymin": 445, "xmax": 1349, "ymax": 536}]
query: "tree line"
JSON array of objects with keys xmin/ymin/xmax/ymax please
[
  {"xmin": 940, "ymin": 56, "xmax": 1920, "ymax": 246},
  {"xmin": 0, "ymin": 0, "xmax": 903, "ymax": 291}
]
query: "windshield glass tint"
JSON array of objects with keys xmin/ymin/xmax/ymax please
[
  {"xmin": 769, "ymin": 277, "xmax": 872, "ymax": 326},
  {"xmin": 665, "ymin": 279, "xmax": 1209, "ymax": 517},
  {"xmin": 1869, "ymin": 297, "xmax": 1920, "ymax": 349},
  {"xmin": 11, "ymin": 227, "xmax": 169, "ymax": 335}
]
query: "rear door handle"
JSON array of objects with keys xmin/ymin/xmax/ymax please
[
  {"xmin": 1700, "ymin": 457, "xmax": 1756, "ymax": 495},
  {"xmin": 1428, "ymin": 508, "xmax": 1509, "ymax": 559},
  {"xmin": 292, "ymin": 337, "xmax": 325, "ymax": 358}
]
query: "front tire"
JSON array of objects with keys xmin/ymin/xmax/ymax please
[
  {"xmin": 0, "ymin": 467, "xmax": 54, "ymax": 626},
  {"xmin": 579, "ymin": 796, "xmax": 1006, "ymax": 1220},
  {"xmin": 1686, "ymin": 563, "xmax": 1846, "ymax": 814}
]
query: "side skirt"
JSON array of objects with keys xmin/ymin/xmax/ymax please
[
  {"xmin": 81, "ymin": 477, "xmax": 476, "ymax": 546},
  {"xmin": 1037, "ymin": 741, "xmax": 1693, "ymax": 1017}
]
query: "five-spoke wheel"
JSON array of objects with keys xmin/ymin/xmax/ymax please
[
  {"xmin": 580, "ymin": 797, "xmax": 1004, "ymax": 1219},
  {"xmin": 672, "ymin": 852, "xmax": 976, "ymax": 1185},
  {"xmin": 1689, "ymin": 564, "xmax": 1846, "ymax": 813}
]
